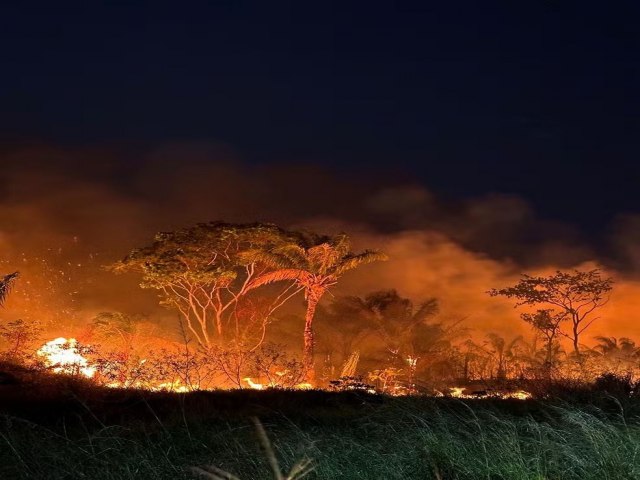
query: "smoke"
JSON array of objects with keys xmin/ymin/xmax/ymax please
[{"xmin": 0, "ymin": 142, "xmax": 638, "ymax": 343}]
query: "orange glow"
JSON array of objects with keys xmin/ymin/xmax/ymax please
[
  {"xmin": 243, "ymin": 377, "xmax": 264, "ymax": 390},
  {"xmin": 37, "ymin": 337, "xmax": 96, "ymax": 378},
  {"xmin": 448, "ymin": 386, "xmax": 532, "ymax": 400}
]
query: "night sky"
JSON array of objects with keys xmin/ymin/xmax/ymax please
[{"xmin": 2, "ymin": 2, "xmax": 639, "ymax": 233}]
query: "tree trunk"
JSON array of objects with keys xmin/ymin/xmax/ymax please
[
  {"xmin": 303, "ymin": 289, "xmax": 322, "ymax": 382},
  {"xmin": 545, "ymin": 339, "xmax": 553, "ymax": 379},
  {"xmin": 572, "ymin": 317, "xmax": 581, "ymax": 358},
  {"xmin": 463, "ymin": 355, "xmax": 469, "ymax": 381}
]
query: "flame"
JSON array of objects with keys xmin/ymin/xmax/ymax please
[
  {"xmin": 243, "ymin": 377, "xmax": 313, "ymax": 390},
  {"xmin": 448, "ymin": 386, "xmax": 531, "ymax": 400},
  {"xmin": 151, "ymin": 381, "xmax": 191, "ymax": 393},
  {"xmin": 504, "ymin": 390, "xmax": 532, "ymax": 400},
  {"xmin": 405, "ymin": 356, "xmax": 418, "ymax": 368},
  {"xmin": 33, "ymin": 339, "xmax": 531, "ymax": 399},
  {"xmin": 449, "ymin": 386, "xmax": 466, "ymax": 397},
  {"xmin": 37, "ymin": 337, "xmax": 96, "ymax": 378},
  {"xmin": 243, "ymin": 377, "xmax": 264, "ymax": 390}
]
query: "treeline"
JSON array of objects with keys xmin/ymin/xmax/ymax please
[{"xmin": 0, "ymin": 221, "xmax": 636, "ymax": 393}]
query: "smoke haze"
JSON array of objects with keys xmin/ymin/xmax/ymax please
[{"xmin": 1, "ymin": 142, "xmax": 639, "ymax": 344}]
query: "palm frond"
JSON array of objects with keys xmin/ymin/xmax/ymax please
[
  {"xmin": 332, "ymin": 250, "xmax": 388, "ymax": 276},
  {"xmin": 412, "ymin": 297, "xmax": 439, "ymax": 322},
  {"xmin": 307, "ymin": 243, "xmax": 336, "ymax": 274},
  {"xmin": 0, "ymin": 272, "xmax": 19, "ymax": 307},
  {"xmin": 273, "ymin": 244, "xmax": 309, "ymax": 266},
  {"xmin": 594, "ymin": 336, "xmax": 618, "ymax": 353},
  {"xmin": 506, "ymin": 335, "xmax": 524, "ymax": 352},
  {"xmin": 246, "ymin": 269, "xmax": 309, "ymax": 291}
]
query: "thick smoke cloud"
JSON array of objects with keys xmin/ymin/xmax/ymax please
[{"xmin": 0, "ymin": 142, "xmax": 637, "ymax": 342}]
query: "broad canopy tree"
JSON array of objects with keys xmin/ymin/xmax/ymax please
[
  {"xmin": 111, "ymin": 222, "xmax": 304, "ymax": 348},
  {"xmin": 489, "ymin": 269, "xmax": 613, "ymax": 358},
  {"xmin": 112, "ymin": 223, "xmax": 386, "ymax": 382}
]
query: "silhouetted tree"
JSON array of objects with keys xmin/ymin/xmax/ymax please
[
  {"xmin": 484, "ymin": 333, "xmax": 523, "ymax": 380},
  {"xmin": 0, "ymin": 319, "xmax": 41, "ymax": 361},
  {"xmin": 315, "ymin": 295, "xmax": 375, "ymax": 368},
  {"xmin": 490, "ymin": 269, "xmax": 613, "ymax": 357},
  {"xmin": 357, "ymin": 290, "xmax": 462, "ymax": 388},
  {"xmin": 111, "ymin": 222, "xmax": 302, "ymax": 347},
  {"xmin": 593, "ymin": 336, "xmax": 640, "ymax": 373},
  {"xmin": 521, "ymin": 309, "xmax": 566, "ymax": 376},
  {"xmin": 245, "ymin": 234, "xmax": 386, "ymax": 380}
]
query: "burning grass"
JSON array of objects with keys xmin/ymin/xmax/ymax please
[{"xmin": 2, "ymin": 232, "xmax": 640, "ymax": 478}]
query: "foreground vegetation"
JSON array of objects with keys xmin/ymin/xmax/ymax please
[
  {"xmin": 2, "ymin": 376, "xmax": 640, "ymax": 479},
  {"xmin": 0, "ymin": 223, "xmax": 638, "ymax": 478}
]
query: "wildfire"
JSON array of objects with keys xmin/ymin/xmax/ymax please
[
  {"xmin": 243, "ymin": 377, "xmax": 264, "ymax": 389},
  {"xmin": 37, "ymin": 337, "xmax": 96, "ymax": 378},
  {"xmin": 151, "ymin": 381, "xmax": 191, "ymax": 393},
  {"xmin": 33, "ymin": 339, "xmax": 531, "ymax": 399},
  {"xmin": 449, "ymin": 386, "xmax": 466, "ymax": 397},
  {"xmin": 448, "ymin": 386, "xmax": 532, "ymax": 400}
]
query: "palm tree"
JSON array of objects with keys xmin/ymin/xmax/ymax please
[
  {"xmin": 484, "ymin": 333, "xmax": 523, "ymax": 380},
  {"xmin": 0, "ymin": 272, "xmax": 19, "ymax": 306},
  {"xmin": 245, "ymin": 234, "xmax": 386, "ymax": 380},
  {"xmin": 594, "ymin": 336, "xmax": 640, "ymax": 372}
]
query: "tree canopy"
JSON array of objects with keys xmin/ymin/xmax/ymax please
[
  {"xmin": 242, "ymin": 232, "xmax": 387, "ymax": 378},
  {"xmin": 489, "ymin": 269, "xmax": 613, "ymax": 357},
  {"xmin": 111, "ymin": 222, "xmax": 305, "ymax": 347}
]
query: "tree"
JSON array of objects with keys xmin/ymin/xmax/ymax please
[
  {"xmin": 594, "ymin": 336, "xmax": 639, "ymax": 358},
  {"xmin": 0, "ymin": 272, "xmax": 19, "ymax": 306},
  {"xmin": 358, "ymin": 290, "xmax": 462, "ymax": 388},
  {"xmin": 314, "ymin": 295, "xmax": 376, "ymax": 369},
  {"xmin": 484, "ymin": 333, "xmax": 524, "ymax": 380},
  {"xmin": 244, "ymin": 233, "xmax": 386, "ymax": 380},
  {"xmin": 489, "ymin": 269, "xmax": 613, "ymax": 357},
  {"xmin": 111, "ymin": 222, "xmax": 303, "ymax": 348},
  {"xmin": 593, "ymin": 336, "xmax": 640, "ymax": 373},
  {"xmin": 0, "ymin": 319, "xmax": 42, "ymax": 361},
  {"xmin": 520, "ymin": 309, "xmax": 566, "ymax": 376}
]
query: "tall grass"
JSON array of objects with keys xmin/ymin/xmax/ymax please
[{"xmin": 1, "ymin": 389, "xmax": 640, "ymax": 479}]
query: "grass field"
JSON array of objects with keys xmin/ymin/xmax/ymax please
[{"xmin": 1, "ymin": 380, "xmax": 640, "ymax": 479}]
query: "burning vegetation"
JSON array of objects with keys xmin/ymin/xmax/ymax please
[{"xmin": 0, "ymin": 221, "xmax": 636, "ymax": 399}]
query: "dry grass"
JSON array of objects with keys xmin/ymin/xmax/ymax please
[
  {"xmin": 2, "ymin": 386, "xmax": 640, "ymax": 478},
  {"xmin": 191, "ymin": 418, "xmax": 313, "ymax": 480}
]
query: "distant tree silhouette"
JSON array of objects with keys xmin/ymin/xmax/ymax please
[
  {"xmin": 490, "ymin": 269, "xmax": 613, "ymax": 357},
  {"xmin": 593, "ymin": 336, "xmax": 640, "ymax": 372},
  {"xmin": 484, "ymin": 333, "xmax": 524, "ymax": 380},
  {"xmin": 520, "ymin": 309, "xmax": 566, "ymax": 377}
]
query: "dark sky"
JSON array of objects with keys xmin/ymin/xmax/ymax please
[{"xmin": 2, "ymin": 2, "xmax": 639, "ymax": 232}]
